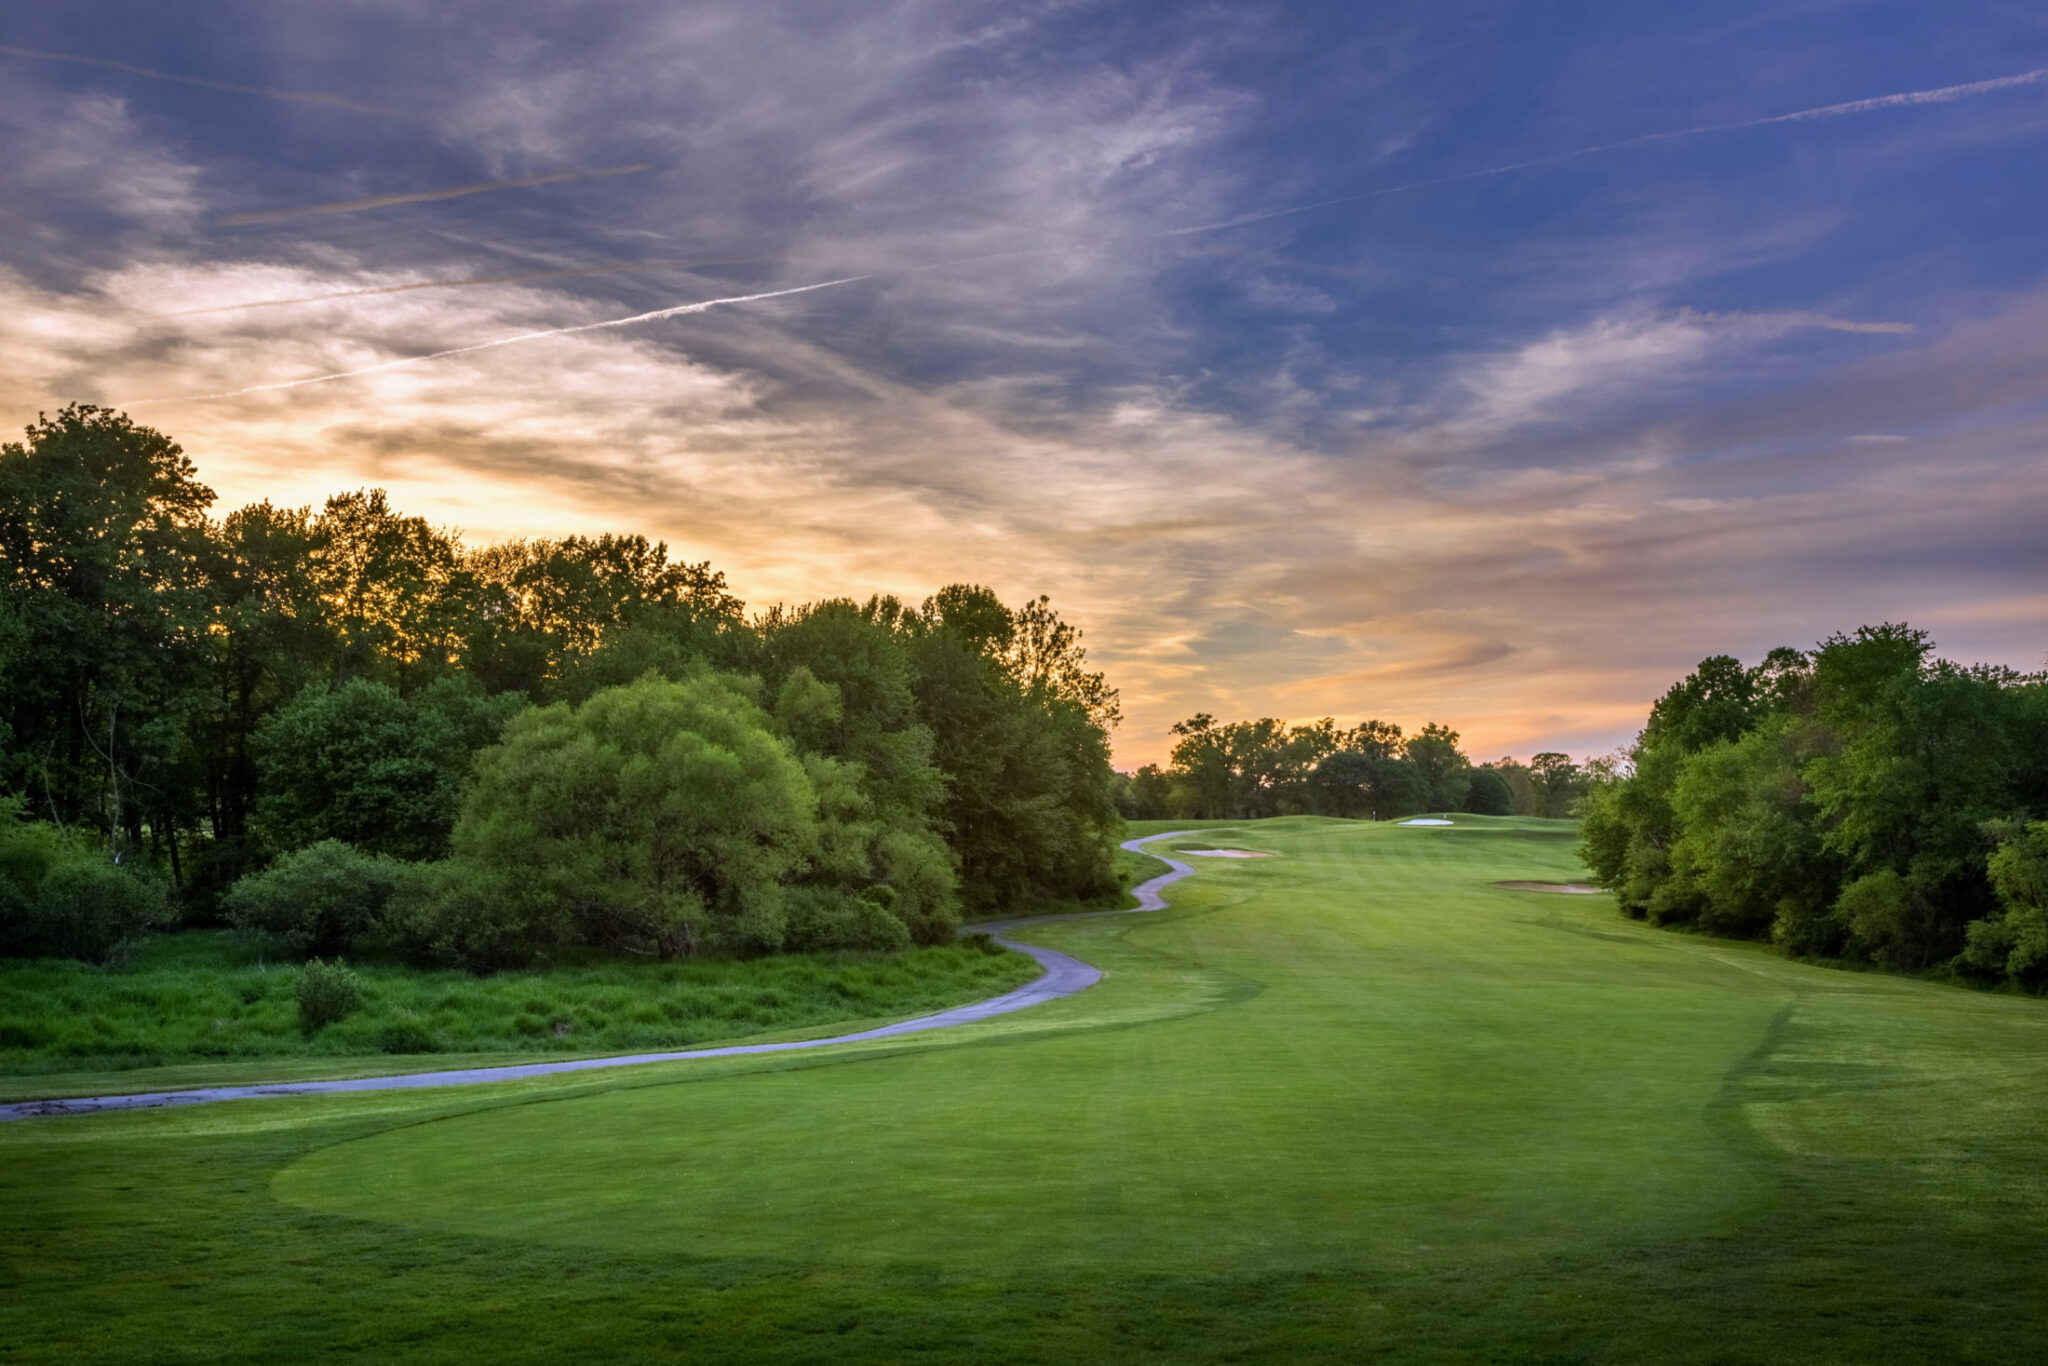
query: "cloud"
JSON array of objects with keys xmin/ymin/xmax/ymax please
[
  {"xmin": 118, "ymin": 275, "xmax": 874, "ymax": 405},
  {"xmin": 217, "ymin": 165, "xmax": 654, "ymax": 225},
  {"xmin": 6, "ymin": 5, "xmax": 2047, "ymax": 771},
  {"xmin": 1170, "ymin": 66, "xmax": 2048, "ymax": 237},
  {"xmin": 0, "ymin": 42, "xmax": 429, "ymax": 120}
]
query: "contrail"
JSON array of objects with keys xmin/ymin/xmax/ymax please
[
  {"xmin": 119, "ymin": 276, "xmax": 872, "ymax": 406},
  {"xmin": 219, "ymin": 165, "xmax": 652, "ymax": 225},
  {"xmin": 0, "ymin": 42, "xmax": 427, "ymax": 120},
  {"xmin": 158, "ymin": 257, "xmax": 781, "ymax": 316},
  {"xmin": 1171, "ymin": 66, "xmax": 2048, "ymax": 236},
  {"xmin": 164, "ymin": 260, "xmax": 762, "ymax": 316}
]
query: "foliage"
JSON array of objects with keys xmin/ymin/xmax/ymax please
[
  {"xmin": 0, "ymin": 798, "xmax": 168, "ymax": 962},
  {"xmin": 294, "ymin": 957, "xmax": 366, "ymax": 1031},
  {"xmin": 449, "ymin": 673, "xmax": 819, "ymax": 962},
  {"xmin": 252, "ymin": 676, "xmax": 524, "ymax": 861},
  {"xmin": 909, "ymin": 587, "xmax": 1121, "ymax": 913},
  {"xmin": 0, "ymin": 411, "xmax": 1123, "ymax": 954},
  {"xmin": 222, "ymin": 839, "xmax": 404, "ymax": 959},
  {"xmin": 1152, "ymin": 713, "xmax": 1513, "ymax": 822},
  {"xmin": 1581, "ymin": 624, "xmax": 2048, "ymax": 988},
  {"xmin": 783, "ymin": 887, "xmax": 914, "ymax": 953},
  {"xmin": 1960, "ymin": 821, "xmax": 2048, "ymax": 987},
  {"xmin": 1462, "ymin": 766, "xmax": 1515, "ymax": 815},
  {"xmin": 15, "ymin": 859, "xmax": 168, "ymax": 964}
]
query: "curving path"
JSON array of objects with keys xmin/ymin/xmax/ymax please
[{"xmin": 0, "ymin": 833, "xmax": 1204, "ymax": 1123}]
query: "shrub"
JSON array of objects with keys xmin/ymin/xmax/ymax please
[
  {"xmin": 382, "ymin": 859, "xmax": 568, "ymax": 972},
  {"xmin": 961, "ymin": 930, "xmax": 1008, "ymax": 956},
  {"xmin": 26, "ymin": 860, "xmax": 168, "ymax": 963},
  {"xmin": 295, "ymin": 957, "xmax": 365, "ymax": 1031},
  {"xmin": 223, "ymin": 840, "xmax": 403, "ymax": 959},
  {"xmin": 0, "ymin": 803, "xmax": 167, "ymax": 962},
  {"xmin": 784, "ymin": 886, "xmax": 913, "ymax": 953},
  {"xmin": 374, "ymin": 1011, "xmax": 438, "ymax": 1054}
]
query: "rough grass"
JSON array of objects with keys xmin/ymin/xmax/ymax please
[
  {"xmin": 7, "ymin": 816, "xmax": 2048, "ymax": 1362},
  {"xmin": 0, "ymin": 931, "xmax": 1039, "ymax": 1094}
]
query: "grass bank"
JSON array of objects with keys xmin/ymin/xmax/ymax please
[
  {"xmin": 0, "ymin": 932, "xmax": 1038, "ymax": 1100},
  {"xmin": 8, "ymin": 815, "xmax": 2048, "ymax": 1361}
]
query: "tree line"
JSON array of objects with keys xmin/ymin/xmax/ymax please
[
  {"xmin": 1113, "ymin": 713, "xmax": 1593, "ymax": 821},
  {"xmin": 0, "ymin": 405, "xmax": 1122, "ymax": 966},
  {"xmin": 1580, "ymin": 625, "xmax": 2048, "ymax": 991}
]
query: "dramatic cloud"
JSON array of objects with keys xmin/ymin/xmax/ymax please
[{"xmin": 4, "ymin": 3, "xmax": 2046, "ymax": 765}]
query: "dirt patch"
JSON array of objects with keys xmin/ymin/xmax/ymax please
[{"xmin": 1495, "ymin": 881, "xmax": 1605, "ymax": 894}]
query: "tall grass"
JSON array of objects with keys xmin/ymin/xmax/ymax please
[{"xmin": 0, "ymin": 930, "xmax": 1037, "ymax": 1076}]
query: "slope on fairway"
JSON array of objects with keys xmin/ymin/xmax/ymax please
[{"xmin": 279, "ymin": 815, "xmax": 2048, "ymax": 1298}]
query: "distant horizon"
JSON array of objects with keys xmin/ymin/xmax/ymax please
[{"xmin": 6, "ymin": 4, "xmax": 2045, "ymax": 769}]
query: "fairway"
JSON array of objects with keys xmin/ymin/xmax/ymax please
[{"xmin": 10, "ymin": 816, "xmax": 2048, "ymax": 1362}]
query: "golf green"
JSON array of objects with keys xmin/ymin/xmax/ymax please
[{"xmin": 12, "ymin": 815, "xmax": 2048, "ymax": 1362}]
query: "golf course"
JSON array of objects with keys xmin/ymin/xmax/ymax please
[{"xmin": 5, "ymin": 814, "xmax": 2045, "ymax": 1362}]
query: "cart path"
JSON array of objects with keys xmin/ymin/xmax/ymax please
[{"xmin": 0, "ymin": 833, "xmax": 1204, "ymax": 1123}]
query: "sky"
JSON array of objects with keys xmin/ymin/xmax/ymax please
[{"xmin": 3, "ymin": 1, "xmax": 2046, "ymax": 767}]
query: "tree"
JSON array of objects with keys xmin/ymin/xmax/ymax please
[
  {"xmin": 908, "ymin": 598, "xmax": 1120, "ymax": 913},
  {"xmin": 253, "ymin": 677, "xmax": 525, "ymax": 861},
  {"xmin": 1462, "ymin": 767, "xmax": 1514, "ymax": 815},
  {"xmin": 1529, "ymin": 753, "xmax": 1584, "ymax": 818},
  {"xmin": 309, "ymin": 489, "xmax": 473, "ymax": 689},
  {"xmin": 1309, "ymin": 750, "xmax": 1377, "ymax": 818},
  {"xmin": 1962, "ymin": 821, "xmax": 2048, "ymax": 987},
  {"xmin": 1404, "ymin": 723, "xmax": 1471, "ymax": 812},
  {"xmin": 1117, "ymin": 764, "xmax": 1172, "ymax": 820},
  {"xmin": 448, "ymin": 673, "xmax": 822, "ymax": 959},
  {"xmin": 466, "ymin": 534, "xmax": 743, "ymax": 698},
  {"xmin": 0, "ymin": 405, "xmax": 215, "ymax": 855},
  {"xmin": 1004, "ymin": 594, "xmax": 1122, "ymax": 731}
]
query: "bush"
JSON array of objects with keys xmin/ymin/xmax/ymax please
[
  {"xmin": 784, "ymin": 886, "xmax": 913, "ymax": 952},
  {"xmin": 223, "ymin": 840, "xmax": 403, "ymax": 959},
  {"xmin": 374, "ymin": 1011, "xmax": 438, "ymax": 1054},
  {"xmin": 24, "ymin": 860, "xmax": 168, "ymax": 963},
  {"xmin": 382, "ymin": 858, "xmax": 568, "ymax": 973},
  {"xmin": 0, "ymin": 803, "xmax": 167, "ymax": 962},
  {"xmin": 295, "ymin": 957, "xmax": 365, "ymax": 1031}
]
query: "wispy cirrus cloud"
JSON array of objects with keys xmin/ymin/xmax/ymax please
[
  {"xmin": 0, "ymin": 41, "xmax": 430, "ymax": 120},
  {"xmin": 218, "ymin": 165, "xmax": 654, "ymax": 225},
  {"xmin": 4, "ymin": 1, "xmax": 2047, "ymax": 766}
]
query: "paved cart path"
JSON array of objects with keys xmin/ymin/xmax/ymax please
[{"xmin": 0, "ymin": 833, "xmax": 1203, "ymax": 1123}]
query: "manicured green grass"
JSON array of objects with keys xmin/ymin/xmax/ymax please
[
  {"xmin": 0, "ymin": 932, "xmax": 1038, "ymax": 1100},
  {"xmin": 7, "ymin": 816, "xmax": 2048, "ymax": 1362}
]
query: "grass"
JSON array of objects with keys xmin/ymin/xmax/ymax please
[
  {"xmin": 7, "ymin": 815, "xmax": 2048, "ymax": 1361},
  {"xmin": 0, "ymin": 932, "xmax": 1039, "ymax": 1101}
]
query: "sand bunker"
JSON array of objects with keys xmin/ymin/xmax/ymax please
[
  {"xmin": 1181, "ymin": 849, "xmax": 1271, "ymax": 858},
  {"xmin": 1495, "ymin": 881, "xmax": 1604, "ymax": 894},
  {"xmin": 1398, "ymin": 818, "xmax": 1454, "ymax": 826}
]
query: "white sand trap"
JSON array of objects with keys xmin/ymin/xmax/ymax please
[
  {"xmin": 1182, "ymin": 849, "xmax": 1271, "ymax": 858},
  {"xmin": 1398, "ymin": 818, "xmax": 1454, "ymax": 826}
]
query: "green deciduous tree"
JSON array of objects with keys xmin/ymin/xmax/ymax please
[
  {"xmin": 253, "ymin": 677, "xmax": 525, "ymax": 861},
  {"xmin": 449, "ymin": 673, "xmax": 820, "ymax": 960}
]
